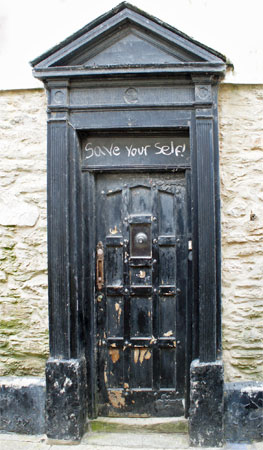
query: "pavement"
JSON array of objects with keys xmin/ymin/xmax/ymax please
[{"xmin": 0, "ymin": 432, "xmax": 263, "ymax": 450}]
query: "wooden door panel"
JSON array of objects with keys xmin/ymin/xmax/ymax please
[
  {"xmin": 130, "ymin": 186, "xmax": 152, "ymax": 214},
  {"xmin": 129, "ymin": 347, "xmax": 153, "ymax": 389},
  {"xmin": 107, "ymin": 348, "xmax": 124, "ymax": 388},
  {"xmin": 106, "ymin": 247, "xmax": 123, "ymax": 286},
  {"xmin": 159, "ymin": 349, "xmax": 176, "ymax": 388},
  {"xmin": 159, "ymin": 296, "xmax": 176, "ymax": 337},
  {"xmin": 106, "ymin": 296, "xmax": 124, "ymax": 338},
  {"xmin": 159, "ymin": 191, "xmax": 175, "ymax": 234},
  {"xmin": 130, "ymin": 297, "xmax": 152, "ymax": 337}
]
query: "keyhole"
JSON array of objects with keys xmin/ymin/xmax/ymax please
[{"xmin": 135, "ymin": 232, "xmax": 148, "ymax": 247}]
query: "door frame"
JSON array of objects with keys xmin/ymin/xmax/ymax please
[
  {"xmin": 44, "ymin": 75, "xmax": 222, "ymax": 433},
  {"xmin": 84, "ymin": 168, "xmax": 191, "ymax": 418},
  {"xmin": 79, "ymin": 126, "xmax": 193, "ymax": 418}
]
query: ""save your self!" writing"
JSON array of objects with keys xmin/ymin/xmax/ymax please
[{"xmin": 84, "ymin": 141, "xmax": 187, "ymax": 159}]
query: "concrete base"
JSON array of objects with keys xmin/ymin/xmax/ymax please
[
  {"xmin": 45, "ymin": 357, "xmax": 87, "ymax": 441},
  {"xmin": 189, "ymin": 359, "xmax": 224, "ymax": 447},
  {"xmin": 0, "ymin": 377, "xmax": 45, "ymax": 434},
  {"xmin": 224, "ymin": 382, "xmax": 263, "ymax": 443}
]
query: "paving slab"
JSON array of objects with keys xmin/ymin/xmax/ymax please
[
  {"xmin": 0, "ymin": 433, "xmax": 46, "ymax": 442},
  {"xmin": 0, "ymin": 442, "xmax": 51, "ymax": 450},
  {"xmin": 225, "ymin": 445, "xmax": 263, "ymax": 450},
  {"xmin": 0, "ymin": 433, "xmax": 263, "ymax": 450}
]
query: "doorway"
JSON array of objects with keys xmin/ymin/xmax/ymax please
[{"xmin": 93, "ymin": 172, "xmax": 188, "ymax": 416}]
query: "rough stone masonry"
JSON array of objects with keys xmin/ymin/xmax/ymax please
[
  {"xmin": 0, "ymin": 89, "xmax": 48, "ymax": 376},
  {"xmin": 219, "ymin": 84, "xmax": 263, "ymax": 382},
  {"xmin": 0, "ymin": 85, "xmax": 262, "ymax": 383}
]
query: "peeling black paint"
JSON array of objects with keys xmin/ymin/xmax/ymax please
[
  {"xmin": 45, "ymin": 358, "xmax": 87, "ymax": 441},
  {"xmin": 189, "ymin": 360, "xmax": 224, "ymax": 447}
]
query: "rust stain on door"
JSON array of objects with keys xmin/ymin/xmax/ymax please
[
  {"xmin": 110, "ymin": 225, "xmax": 118, "ymax": 235},
  {"xmin": 108, "ymin": 390, "xmax": 125, "ymax": 408},
  {"xmin": 109, "ymin": 347, "xmax": 120, "ymax": 363},
  {"xmin": 115, "ymin": 302, "xmax": 122, "ymax": 324},
  {"xmin": 163, "ymin": 330, "xmax": 173, "ymax": 337},
  {"xmin": 134, "ymin": 348, "xmax": 152, "ymax": 364}
]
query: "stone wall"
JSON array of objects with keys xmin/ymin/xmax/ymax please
[
  {"xmin": 0, "ymin": 85, "xmax": 262, "ymax": 381},
  {"xmin": 219, "ymin": 84, "xmax": 263, "ymax": 382},
  {"xmin": 0, "ymin": 89, "xmax": 48, "ymax": 376}
]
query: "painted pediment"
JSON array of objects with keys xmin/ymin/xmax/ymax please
[
  {"xmin": 31, "ymin": 2, "xmax": 226, "ymax": 75},
  {"xmin": 58, "ymin": 26, "xmax": 203, "ymax": 67}
]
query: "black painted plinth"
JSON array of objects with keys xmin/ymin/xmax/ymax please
[
  {"xmin": 0, "ymin": 377, "xmax": 45, "ymax": 434},
  {"xmin": 189, "ymin": 359, "xmax": 224, "ymax": 447},
  {"xmin": 45, "ymin": 357, "xmax": 87, "ymax": 441},
  {"xmin": 224, "ymin": 381, "xmax": 263, "ymax": 443}
]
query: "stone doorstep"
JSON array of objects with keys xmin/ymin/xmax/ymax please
[
  {"xmin": 81, "ymin": 432, "xmax": 190, "ymax": 449},
  {"xmin": 89, "ymin": 416, "xmax": 189, "ymax": 434},
  {"xmin": 44, "ymin": 417, "xmax": 189, "ymax": 446}
]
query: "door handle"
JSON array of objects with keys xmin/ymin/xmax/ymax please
[{"xmin": 96, "ymin": 241, "xmax": 104, "ymax": 290}]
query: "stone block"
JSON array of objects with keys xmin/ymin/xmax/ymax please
[
  {"xmin": 45, "ymin": 357, "xmax": 87, "ymax": 441},
  {"xmin": 0, "ymin": 376, "xmax": 45, "ymax": 434},
  {"xmin": 0, "ymin": 195, "xmax": 39, "ymax": 227},
  {"xmin": 189, "ymin": 359, "xmax": 224, "ymax": 447},
  {"xmin": 224, "ymin": 382, "xmax": 263, "ymax": 443}
]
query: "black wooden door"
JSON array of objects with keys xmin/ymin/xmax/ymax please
[{"xmin": 95, "ymin": 172, "xmax": 187, "ymax": 417}]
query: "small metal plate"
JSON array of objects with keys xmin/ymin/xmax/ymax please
[{"xmin": 130, "ymin": 224, "xmax": 151, "ymax": 258}]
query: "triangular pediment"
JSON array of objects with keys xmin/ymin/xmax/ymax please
[
  {"xmin": 67, "ymin": 28, "xmax": 200, "ymax": 66},
  {"xmin": 58, "ymin": 25, "xmax": 204, "ymax": 68},
  {"xmin": 31, "ymin": 2, "xmax": 226, "ymax": 76}
]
